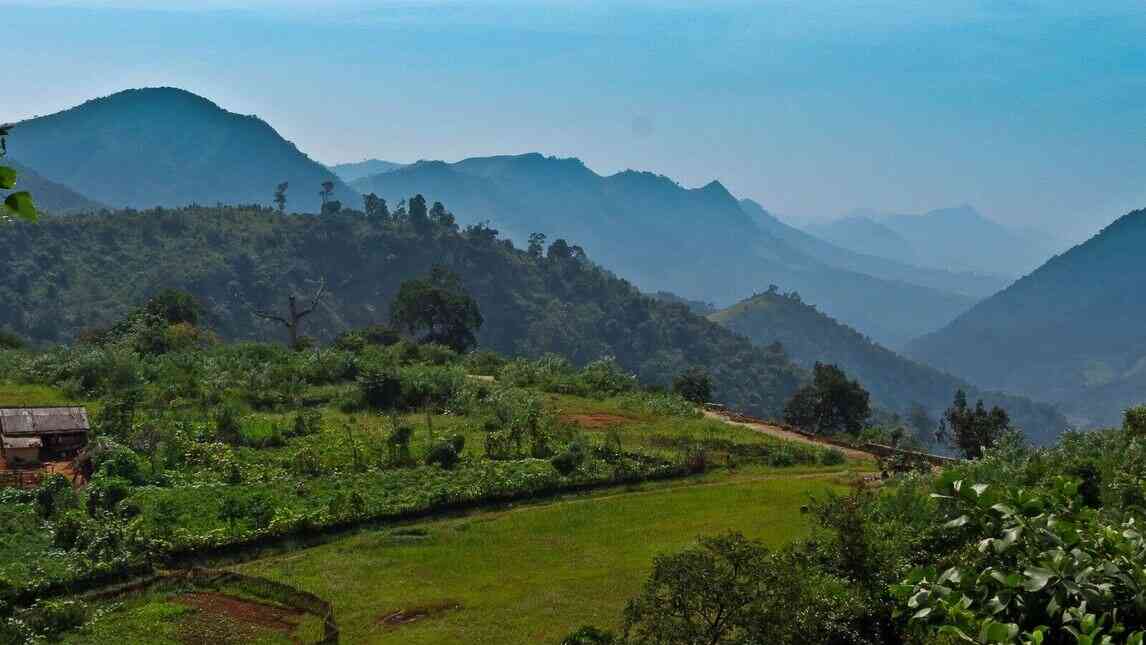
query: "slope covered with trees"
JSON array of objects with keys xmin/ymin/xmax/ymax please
[
  {"xmin": 908, "ymin": 208, "xmax": 1146, "ymax": 426},
  {"xmin": 354, "ymin": 154, "xmax": 974, "ymax": 347},
  {"xmin": 0, "ymin": 160, "xmax": 103, "ymax": 215},
  {"xmin": 709, "ymin": 290, "xmax": 1067, "ymax": 444},
  {"xmin": 0, "ymin": 204, "xmax": 803, "ymax": 418},
  {"xmin": 6, "ymin": 88, "xmax": 357, "ymax": 210}
]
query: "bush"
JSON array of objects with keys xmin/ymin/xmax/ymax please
[
  {"xmin": 551, "ymin": 442, "xmax": 587, "ymax": 476},
  {"xmin": 820, "ymin": 448, "xmax": 847, "ymax": 466},
  {"xmin": 425, "ymin": 441, "xmax": 461, "ymax": 470},
  {"xmin": 213, "ymin": 401, "xmax": 243, "ymax": 445},
  {"xmin": 561, "ymin": 626, "xmax": 618, "ymax": 644},
  {"xmin": 672, "ymin": 367, "xmax": 712, "ymax": 403},
  {"xmin": 358, "ymin": 363, "xmax": 402, "ymax": 409},
  {"xmin": 464, "ymin": 350, "xmax": 505, "ymax": 376},
  {"xmin": 25, "ymin": 599, "xmax": 88, "ymax": 638},
  {"xmin": 86, "ymin": 476, "xmax": 132, "ymax": 517}
]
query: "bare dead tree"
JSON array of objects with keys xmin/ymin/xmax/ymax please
[{"xmin": 254, "ymin": 280, "xmax": 326, "ymax": 350}]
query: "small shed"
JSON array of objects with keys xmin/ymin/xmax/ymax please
[{"xmin": 0, "ymin": 407, "xmax": 90, "ymax": 465}]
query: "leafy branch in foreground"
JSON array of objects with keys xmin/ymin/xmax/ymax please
[{"xmin": 0, "ymin": 123, "xmax": 37, "ymax": 222}]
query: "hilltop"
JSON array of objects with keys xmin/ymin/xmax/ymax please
[
  {"xmin": 907, "ymin": 207, "xmax": 1146, "ymax": 426},
  {"xmin": 6, "ymin": 87, "xmax": 357, "ymax": 210}
]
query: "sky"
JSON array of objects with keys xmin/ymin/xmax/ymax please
[{"xmin": 5, "ymin": 0, "xmax": 1146, "ymax": 241}]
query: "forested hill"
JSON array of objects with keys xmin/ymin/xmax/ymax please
[
  {"xmin": 710, "ymin": 291, "xmax": 1068, "ymax": 445},
  {"xmin": 7, "ymin": 88, "xmax": 357, "ymax": 210},
  {"xmin": 907, "ymin": 208, "xmax": 1146, "ymax": 427},
  {"xmin": 0, "ymin": 205, "xmax": 804, "ymax": 418},
  {"xmin": 353, "ymin": 153, "xmax": 974, "ymax": 348}
]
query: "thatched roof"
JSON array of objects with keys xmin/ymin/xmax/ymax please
[{"xmin": 0, "ymin": 407, "xmax": 90, "ymax": 436}]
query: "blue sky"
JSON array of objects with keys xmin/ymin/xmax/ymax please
[{"xmin": 5, "ymin": 0, "xmax": 1145, "ymax": 240}]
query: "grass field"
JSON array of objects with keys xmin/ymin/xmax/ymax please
[{"xmin": 67, "ymin": 465, "xmax": 856, "ymax": 644}]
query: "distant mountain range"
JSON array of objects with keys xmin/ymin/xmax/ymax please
[
  {"xmin": 7, "ymin": 87, "xmax": 357, "ymax": 210},
  {"xmin": 806, "ymin": 205, "xmax": 1062, "ymax": 277},
  {"xmin": 907, "ymin": 208, "xmax": 1146, "ymax": 427},
  {"xmin": 4, "ymin": 87, "xmax": 1072, "ymax": 350},
  {"xmin": 352, "ymin": 155, "xmax": 976, "ymax": 347},
  {"xmin": 330, "ymin": 159, "xmax": 407, "ymax": 183},
  {"xmin": 709, "ymin": 290, "xmax": 1068, "ymax": 444}
]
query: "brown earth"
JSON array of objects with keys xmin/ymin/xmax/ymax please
[
  {"xmin": 560, "ymin": 413, "xmax": 635, "ymax": 429},
  {"xmin": 378, "ymin": 600, "xmax": 462, "ymax": 629},
  {"xmin": 174, "ymin": 591, "xmax": 304, "ymax": 633}
]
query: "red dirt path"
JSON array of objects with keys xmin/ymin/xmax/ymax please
[{"xmin": 174, "ymin": 591, "xmax": 304, "ymax": 633}]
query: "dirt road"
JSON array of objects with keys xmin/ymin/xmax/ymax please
[{"xmin": 704, "ymin": 411, "xmax": 876, "ymax": 461}]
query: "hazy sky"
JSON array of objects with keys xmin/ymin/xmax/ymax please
[{"xmin": 5, "ymin": 0, "xmax": 1145, "ymax": 241}]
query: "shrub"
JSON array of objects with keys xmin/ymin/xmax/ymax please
[
  {"xmin": 463, "ymin": 350, "xmax": 505, "ymax": 376},
  {"xmin": 358, "ymin": 363, "xmax": 402, "ymax": 409},
  {"xmin": 820, "ymin": 448, "xmax": 847, "ymax": 466},
  {"xmin": 213, "ymin": 401, "xmax": 243, "ymax": 445},
  {"xmin": 25, "ymin": 599, "xmax": 88, "ymax": 638},
  {"xmin": 672, "ymin": 367, "xmax": 712, "ymax": 403},
  {"xmin": 551, "ymin": 441, "xmax": 587, "ymax": 476},
  {"xmin": 386, "ymin": 421, "xmax": 415, "ymax": 466},
  {"xmin": 561, "ymin": 626, "xmax": 618, "ymax": 644},
  {"xmin": 85, "ymin": 476, "xmax": 132, "ymax": 517},
  {"xmin": 425, "ymin": 441, "xmax": 460, "ymax": 470}
]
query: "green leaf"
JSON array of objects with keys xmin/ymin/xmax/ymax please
[
  {"xmin": 0, "ymin": 165, "xmax": 16, "ymax": 189},
  {"xmin": 911, "ymin": 607, "xmax": 933, "ymax": 620},
  {"xmin": 3, "ymin": 191, "xmax": 37, "ymax": 222},
  {"xmin": 1023, "ymin": 566, "xmax": 1055, "ymax": 592},
  {"xmin": 972, "ymin": 483, "xmax": 990, "ymax": 497},
  {"xmin": 945, "ymin": 515, "xmax": 970, "ymax": 529}
]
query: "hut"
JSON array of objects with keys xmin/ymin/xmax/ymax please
[{"xmin": 0, "ymin": 407, "xmax": 90, "ymax": 466}]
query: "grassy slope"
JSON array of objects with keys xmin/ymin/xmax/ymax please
[{"xmin": 71, "ymin": 468, "xmax": 851, "ymax": 644}]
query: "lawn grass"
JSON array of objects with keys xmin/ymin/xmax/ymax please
[
  {"xmin": 0, "ymin": 381, "xmax": 82, "ymax": 407},
  {"xmin": 241, "ymin": 466, "xmax": 849, "ymax": 644}
]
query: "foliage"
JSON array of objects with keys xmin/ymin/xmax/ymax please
[
  {"xmin": 0, "ymin": 124, "xmax": 38, "ymax": 223},
  {"xmin": 940, "ymin": 389, "xmax": 1013, "ymax": 459},
  {"xmin": 671, "ymin": 367, "xmax": 712, "ymax": 404},
  {"xmin": 390, "ymin": 266, "xmax": 484, "ymax": 352},
  {"xmin": 783, "ymin": 362, "xmax": 872, "ymax": 435},
  {"xmin": 0, "ymin": 204, "xmax": 804, "ymax": 420}
]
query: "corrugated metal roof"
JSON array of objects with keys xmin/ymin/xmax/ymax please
[
  {"xmin": 2, "ymin": 436, "xmax": 42, "ymax": 449},
  {"xmin": 0, "ymin": 407, "xmax": 89, "ymax": 436}
]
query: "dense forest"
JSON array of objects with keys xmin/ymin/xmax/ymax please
[
  {"xmin": 709, "ymin": 290, "xmax": 1068, "ymax": 444},
  {"xmin": 0, "ymin": 203, "xmax": 804, "ymax": 419},
  {"xmin": 909, "ymin": 208, "xmax": 1146, "ymax": 426}
]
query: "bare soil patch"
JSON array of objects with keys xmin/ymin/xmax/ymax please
[
  {"xmin": 561, "ymin": 413, "xmax": 635, "ymax": 429},
  {"xmin": 174, "ymin": 591, "xmax": 304, "ymax": 633},
  {"xmin": 703, "ymin": 411, "xmax": 876, "ymax": 461},
  {"xmin": 378, "ymin": 600, "xmax": 462, "ymax": 629}
]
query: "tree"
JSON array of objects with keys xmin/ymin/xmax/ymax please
[
  {"xmin": 390, "ymin": 267, "xmax": 483, "ymax": 352},
  {"xmin": 363, "ymin": 192, "xmax": 388, "ymax": 219},
  {"xmin": 528, "ymin": 232, "xmax": 547, "ymax": 258},
  {"xmin": 254, "ymin": 280, "xmax": 327, "ymax": 350},
  {"xmin": 672, "ymin": 367, "xmax": 712, "ymax": 404},
  {"xmin": 273, "ymin": 181, "xmax": 288, "ymax": 213},
  {"xmin": 144, "ymin": 288, "xmax": 201, "ymax": 326},
  {"xmin": 429, "ymin": 201, "xmax": 455, "ymax": 229},
  {"xmin": 318, "ymin": 180, "xmax": 334, "ymax": 211},
  {"xmin": 783, "ymin": 362, "xmax": 871, "ymax": 435},
  {"xmin": 0, "ymin": 124, "xmax": 37, "ymax": 222},
  {"xmin": 547, "ymin": 238, "xmax": 574, "ymax": 261},
  {"xmin": 621, "ymin": 533, "xmax": 770, "ymax": 644},
  {"xmin": 408, "ymin": 194, "xmax": 430, "ymax": 233},
  {"xmin": 939, "ymin": 389, "xmax": 1011, "ymax": 459}
]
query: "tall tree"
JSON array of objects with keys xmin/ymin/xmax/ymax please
[
  {"xmin": 0, "ymin": 124, "xmax": 37, "ymax": 222},
  {"xmin": 254, "ymin": 280, "xmax": 327, "ymax": 350},
  {"xmin": 363, "ymin": 192, "xmax": 388, "ymax": 219},
  {"xmin": 390, "ymin": 267, "xmax": 483, "ymax": 352},
  {"xmin": 783, "ymin": 362, "xmax": 871, "ymax": 435},
  {"xmin": 408, "ymin": 194, "xmax": 431, "ymax": 234},
  {"xmin": 318, "ymin": 180, "xmax": 334, "ymax": 213},
  {"xmin": 273, "ymin": 181, "xmax": 288, "ymax": 213},
  {"xmin": 939, "ymin": 389, "xmax": 1011, "ymax": 459}
]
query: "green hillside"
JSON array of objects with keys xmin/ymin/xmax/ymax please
[
  {"xmin": 710, "ymin": 290, "xmax": 1068, "ymax": 444},
  {"xmin": 0, "ymin": 204, "xmax": 803, "ymax": 419},
  {"xmin": 907, "ymin": 207, "xmax": 1146, "ymax": 426}
]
